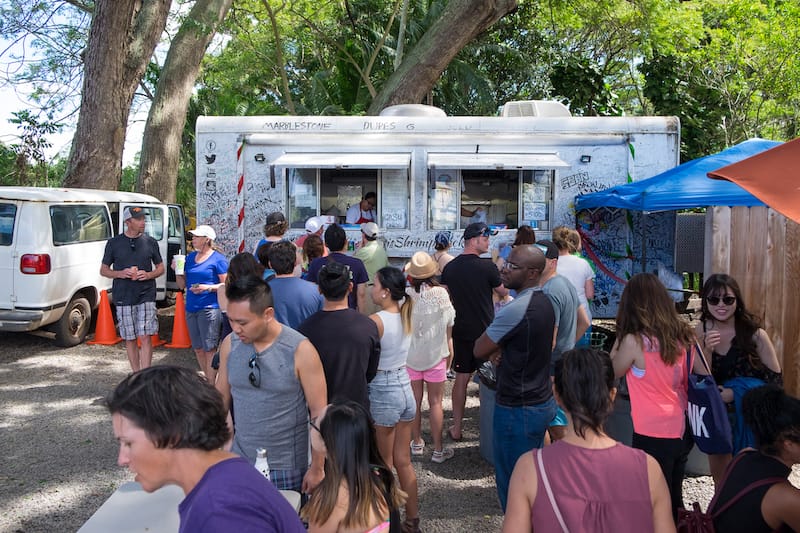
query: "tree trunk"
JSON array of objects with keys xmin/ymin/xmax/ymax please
[
  {"xmin": 367, "ymin": 0, "xmax": 517, "ymax": 115},
  {"xmin": 137, "ymin": 0, "xmax": 234, "ymax": 202},
  {"xmin": 63, "ymin": 0, "xmax": 171, "ymax": 189}
]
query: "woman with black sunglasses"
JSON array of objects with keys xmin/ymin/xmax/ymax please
[{"xmin": 696, "ymin": 273, "xmax": 782, "ymax": 485}]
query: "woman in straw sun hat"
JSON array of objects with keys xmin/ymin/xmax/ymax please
[{"xmin": 404, "ymin": 252, "xmax": 456, "ymax": 464}]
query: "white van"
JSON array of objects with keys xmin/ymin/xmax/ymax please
[{"xmin": 0, "ymin": 187, "xmax": 186, "ymax": 346}]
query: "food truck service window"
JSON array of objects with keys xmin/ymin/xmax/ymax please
[
  {"xmin": 277, "ymin": 152, "xmax": 410, "ymax": 229},
  {"xmin": 427, "ymin": 153, "xmax": 568, "ymax": 231}
]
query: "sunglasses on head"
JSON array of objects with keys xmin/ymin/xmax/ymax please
[{"xmin": 707, "ymin": 296, "xmax": 736, "ymax": 306}]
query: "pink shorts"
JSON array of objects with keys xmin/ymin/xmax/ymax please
[{"xmin": 407, "ymin": 358, "xmax": 447, "ymax": 383}]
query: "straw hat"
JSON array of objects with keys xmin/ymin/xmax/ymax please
[{"xmin": 405, "ymin": 251, "xmax": 437, "ymax": 279}]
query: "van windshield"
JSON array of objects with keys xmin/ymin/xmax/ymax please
[{"xmin": 0, "ymin": 203, "xmax": 16, "ymax": 246}]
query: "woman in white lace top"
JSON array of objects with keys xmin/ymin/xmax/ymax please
[{"xmin": 404, "ymin": 252, "xmax": 456, "ymax": 464}]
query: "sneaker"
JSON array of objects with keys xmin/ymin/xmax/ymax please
[
  {"xmin": 446, "ymin": 369, "xmax": 456, "ymax": 380},
  {"xmin": 410, "ymin": 440, "xmax": 424, "ymax": 456},
  {"xmin": 431, "ymin": 448, "xmax": 454, "ymax": 463}
]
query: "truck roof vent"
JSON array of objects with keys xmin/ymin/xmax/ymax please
[
  {"xmin": 379, "ymin": 104, "xmax": 447, "ymax": 117},
  {"xmin": 501, "ymin": 100, "xmax": 572, "ymax": 118}
]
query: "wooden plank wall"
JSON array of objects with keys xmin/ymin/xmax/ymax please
[{"xmin": 707, "ymin": 206, "xmax": 800, "ymax": 396}]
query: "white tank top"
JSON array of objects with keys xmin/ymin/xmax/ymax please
[{"xmin": 376, "ymin": 310, "xmax": 411, "ymax": 371}]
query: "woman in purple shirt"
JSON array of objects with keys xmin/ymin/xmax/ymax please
[{"xmin": 107, "ymin": 366, "xmax": 304, "ymax": 533}]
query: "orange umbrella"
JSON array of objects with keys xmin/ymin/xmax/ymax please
[{"xmin": 707, "ymin": 137, "xmax": 800, "ymax": 224}]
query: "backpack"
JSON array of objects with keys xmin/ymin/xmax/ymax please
[{"xmin": 677, "ymin": 452, "xmax": 785, "ymax": 532}]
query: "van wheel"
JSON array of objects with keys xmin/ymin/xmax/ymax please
[{"xmin": 55, "ymin": 296, "xmax": 91, "ymax": 347}]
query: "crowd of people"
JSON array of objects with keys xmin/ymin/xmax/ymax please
[{"xmin": 101, "ymin": 212, "xmax": 800, "ymax": 533}]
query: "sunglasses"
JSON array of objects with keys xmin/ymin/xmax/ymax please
[
  {"xmin": 707, "ymin": 296, "xmax": 736, "ymax": 306},
  {"xmin": 248, "ymin": 353, "xmax": 261, "ymax": 388},
  {"xmin": 129, "ymin": 238, "xmax": 136, "ymax": 250},
  {"xmin": 501, "ymin": 261, "xmax": 528, "ymax": 272}
]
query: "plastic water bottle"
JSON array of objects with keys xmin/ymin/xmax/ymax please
[{"xmin": 254, "ymin": 447, "xmax": 270, "ymax": 481}]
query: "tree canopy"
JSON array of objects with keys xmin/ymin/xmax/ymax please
[{"xmin": 1, "ymin": 0, "xmax": 799, "ymax": 197}]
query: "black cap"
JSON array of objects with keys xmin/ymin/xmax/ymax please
[
  {"xmin": 464, "ymin": 222, "xmax": 497, "ymax": 240},
  {"xmin": 535, "ymin": 239, "xmax": 559, "ymax": 260}
]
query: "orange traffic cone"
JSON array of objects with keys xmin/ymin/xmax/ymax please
[
  {"xmin": 88, "ymin": 290, "xmax": 122, "ymax": 345},
  {"xmin": 165, "ymin": 292, "xmax": 192, "ymax": 349},
  {"xmin": 138, "ymin": 334, "xmax": 166, "ymax": 348}
]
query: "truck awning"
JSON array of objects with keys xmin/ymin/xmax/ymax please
[
  {"xmin": 427, "ymin": 153, "xmax": 570, "ymax": 169},
  {"xmin": 271, "ymin": 152, "xmax": 411, "ymax": 169}
]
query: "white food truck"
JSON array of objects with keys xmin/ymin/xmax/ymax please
[{"xmin": 195, "ymin": 101, "xmax": 680, "ymax": 314}]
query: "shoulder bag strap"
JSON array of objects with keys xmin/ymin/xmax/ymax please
[
  {"xmin": 692, "ymin": 340, "xmax": 713, "ymax": 375},
  {"xmin": 707, "ymin": 451, "xmax": 778, "ymax": 512},
  {"xmin": 710, "ymin": 476, "xmax": 787, "ymax": 518},
  {"xmin": 536, "ymin": 449, "xmax": 569, "ymax": 533}
]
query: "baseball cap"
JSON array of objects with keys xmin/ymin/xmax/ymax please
[
  {"xmin": 464, "ymin": 222, "xmax": 497, "ymax": 240},
  {"xmin": 123, "ymin": 206, "xmax": 145, "ymax": 221},
  {"xmin": 305, "ymin": 216, "xmax": 323, "ymax": 233},
  {"xmin": 535, "ymin": 239, "xmax": 559, "ymax": 260},
  {"xmin": 361, "ymin": 222, "xmax": 379, "ymax": 239},
  {"xmin": 265, "ymin": 212, "xmax": 286, "ymax": 225},
  {"xmin": 189, "ymin": 225, "xmax": 217, "ymax": 240}
]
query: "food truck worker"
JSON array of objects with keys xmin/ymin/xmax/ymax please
[{"xmin": 345, "ymin": 192, "xmax": 377, "ymax": 224}]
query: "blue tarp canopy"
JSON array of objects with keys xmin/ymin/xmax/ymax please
[{"xmin": 574, "ymin": 139, "xmax": 782, "ymax": 212}]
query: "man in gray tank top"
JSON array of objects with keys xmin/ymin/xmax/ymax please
[{"xmin": 216, "ymin": 275, "xmax": 328, "ymax": 494}]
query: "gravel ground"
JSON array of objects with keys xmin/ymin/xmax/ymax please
[{"xmin": 0, "ymin": 309, "xmax": 756, "ymax": 533}]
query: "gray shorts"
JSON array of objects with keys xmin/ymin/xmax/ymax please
[
  {"xmin": 186, "ymin": 308, "xmax": 222, "ymax": 351},
  {"xmin": 368, "ymin": 367, "xmax": 416, "ymax": 427},
  {"xmin": 116, "ymin": 302, "xmax": 158, "ymax": 340}
]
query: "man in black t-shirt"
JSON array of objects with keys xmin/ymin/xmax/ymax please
[
  {"xmin": 101, "ymin": 206, "xmax": 164, "ymax": 371},
  {"xmin": 298, "ymin": 261, "xmax": 380, "ymax": 410},
  {"xmin": 441, "ymin": 222, "xmax": 508, "ymax": 441}
]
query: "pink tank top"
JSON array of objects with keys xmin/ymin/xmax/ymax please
[
  {"xmin": 531, "ymin": 441, "xmax": 654, "ymax": 532},
  {"xmin": 626, "ymin": 335, "xmax": 688, "ymax": 438}
]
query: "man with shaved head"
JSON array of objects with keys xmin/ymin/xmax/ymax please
[{"xmin": 474, "ymin": 244, "xmax": 555, "ymax": 511}]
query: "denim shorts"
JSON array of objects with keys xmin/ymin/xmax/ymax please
[
  {"xmin": 186, "ymin": 307, "xmax": 222, "ymax": 351},
  {"xmin": 368, "ymin": 367, "xmax": 417, "ymax": 427}
]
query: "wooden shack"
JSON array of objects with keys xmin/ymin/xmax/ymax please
[{"xmin": 706, "ymin": 206, "xmax": 800, "ymax": 396}]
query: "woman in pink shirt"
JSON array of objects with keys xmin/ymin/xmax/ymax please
[{"xmin": 611, "ymin": 273, "xmax": 695, "ymax": 522}]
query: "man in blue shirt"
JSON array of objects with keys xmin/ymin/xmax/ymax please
[
  {"xmin": 305, "ymin": 223, "xmax": 369, "ymax": 313},
  {"xmin": 266, "ymin": 241, "xmax": 323, "ymax": 328}
]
